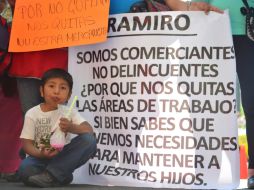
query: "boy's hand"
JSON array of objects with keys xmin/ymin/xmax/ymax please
[
  {"xmin": 38, "ymin": 144, "xmax": 59, "ymax": 158},
  {"xmin": 59, "ymin": 117, "xmax": 73, "ymax": 133}
]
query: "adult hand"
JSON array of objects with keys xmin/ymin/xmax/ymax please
[
  {"xmin": 189, "ymin": 2, "xmax": 223, "ymax": 14},
  {"xmin": 164, "ymin": 0, "xmax": 223, "ymax": 14}
]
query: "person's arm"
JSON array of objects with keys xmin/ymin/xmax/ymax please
[
  {"xmin": 21, "ymin": 138, "xmax": 59, "ymax": 159},
  {"xmin": 164, "ymin": 0, "xmax": 223, "ymax": 13},
  {"xmin": 59, "ymin": 118, "xmax": 93, "ymax": 134}
]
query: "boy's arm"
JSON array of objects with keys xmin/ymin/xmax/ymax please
[
  {"xmin": 21, "ymin": 138, "xmax": 44, "ymax": 158},
  {"xmin": 59, "ymin": 119, "xmax": 93, "ymax": 134}
]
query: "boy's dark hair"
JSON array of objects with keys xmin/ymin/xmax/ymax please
[{"xmin": 41, "ymin": 68, "xmax": 73, "ymax": 91}]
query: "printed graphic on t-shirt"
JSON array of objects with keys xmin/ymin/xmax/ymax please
[{"xmin": 34, "ymin": 117, "xmax": 52, "ymax": 148}]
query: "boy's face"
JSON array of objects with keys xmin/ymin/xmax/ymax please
[{"xmin": 40, "ymin": 77, "xmax": 71, "ymax": 109}]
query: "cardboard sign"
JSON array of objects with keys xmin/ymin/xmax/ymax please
[{"xmin": 9, "ymin": 0, "xmax": 109, "ymax": 52}]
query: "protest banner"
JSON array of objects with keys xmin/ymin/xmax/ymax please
[
  {"xmin": 9, "ymin": 0, "xmax": 109, "ymax": 52},
  {"xmin": 68, "ymin": 11, "xmax": 239, "ymax": 189}
]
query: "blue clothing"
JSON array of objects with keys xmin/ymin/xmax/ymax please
[
  {"xmin": 18, "ymin": 133, "xmax": 97, "ymax": 185},
  {"xmin": 109, "ymin": 0, "xmax": 142, "ymax": 14}
]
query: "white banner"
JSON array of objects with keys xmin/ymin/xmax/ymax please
[{"xmin": 68, "ymin": 11, "xmax": 239, "ymax": 189}]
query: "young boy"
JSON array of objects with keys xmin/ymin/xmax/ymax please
[{"xmin": 18, "ymin": 68, "xmax": 96, "ymax": 188}]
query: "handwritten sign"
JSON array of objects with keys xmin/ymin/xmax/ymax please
[{"xmin": 9, "ymin": 0, "xmax": 109, "ymax": 52}]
